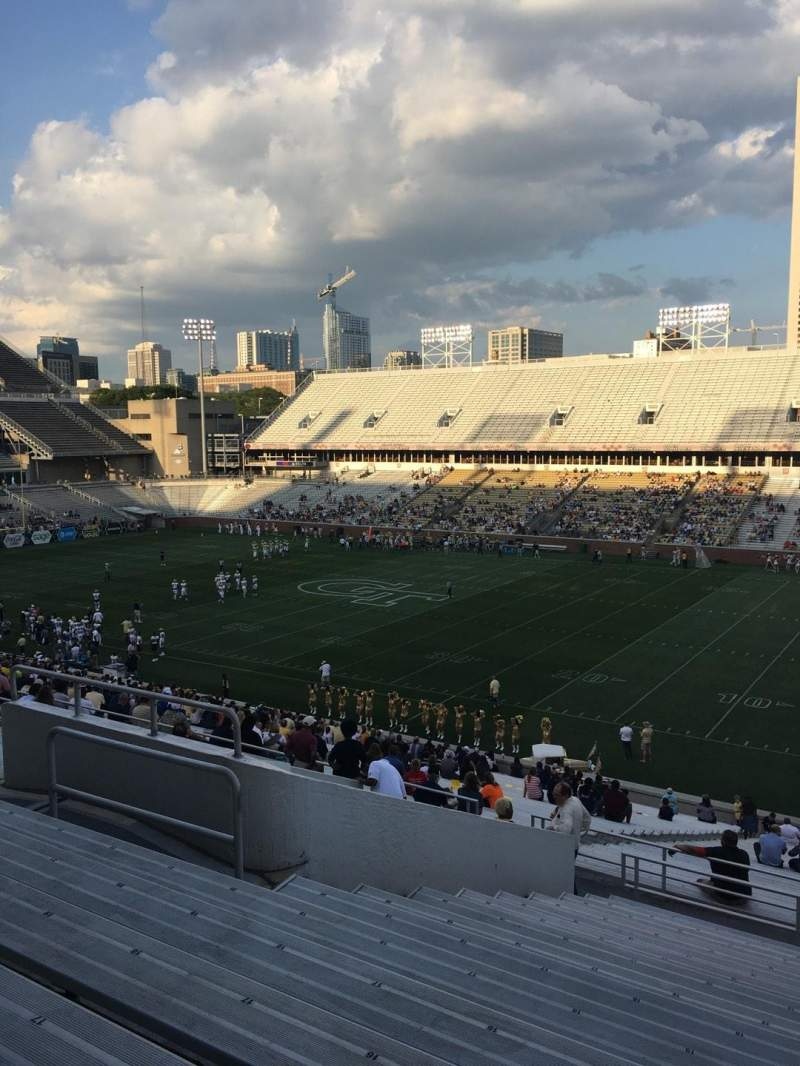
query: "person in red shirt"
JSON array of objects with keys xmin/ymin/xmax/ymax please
[
  {"xmin": 403, "ymin": 758, "xmax": 427, "ymax": 796},
  {"xmin": 479, "ymin": 774, "xmax": 504, "ymax": 810},
  {"xmin": 285, "ymin": 717, "xmax": 318, "ymax": 770}
]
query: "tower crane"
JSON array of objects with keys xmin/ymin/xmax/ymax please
[
  {"xmin": 730, "ymin": 319, "xmax": 786, "ymax": 346},
  {"xmin": 317, "ymin": 266, "xmax": 357, "ymax": 310}
]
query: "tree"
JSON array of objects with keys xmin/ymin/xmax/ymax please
[
  {"xmin": 90, "ymin": 385, "xmax": 194, "ymax": 409},
  {"xmin": 212, "ymin": 387, "xmax": 285, "ymax": 418}
]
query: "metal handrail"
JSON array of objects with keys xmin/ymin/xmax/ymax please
[
  {"xmin": 8, "ymin": 664, "xmax": 243, "ymax": 758},
  {"xmin": 624, "ymin": 849, "xmax": 800, "ymax": 935},
  {"xmin": 46, "ymin": 726, "xmax": 244, "ymax": 878}
]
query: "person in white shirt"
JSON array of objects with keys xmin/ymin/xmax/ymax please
[
  {"xmin": 546, "ymin": 781, "xmax": 591, "ymax": 853},
  {"xmin": 319, "ymin": 660, "xmax": 331, "ymax": 687},
  {"xmin": 779, "ymin": 818, "xmax": 800, "ymax": 846},
  {"xmin": 489, "ymin": 677, "xmax": 500, "ymax": 707},
  {"xmin": 619, "ymin": 723, "xmax": 634, "ymax": 760},
  {"xmin": 366, "ymin": 755, "xmax": 406, "ymax": 798}
]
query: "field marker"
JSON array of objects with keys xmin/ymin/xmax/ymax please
[
  {"xmin": 612, "ymin": 581, "xmax": 792, "ymax": 724},
  {"xmin": 704, "ymin": 631, "xmax": 800, "ymax": 739}
]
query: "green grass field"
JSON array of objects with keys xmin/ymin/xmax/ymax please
[{"xmin": 2, "ymin": 529, "xmax": 799, "ymax": 813}]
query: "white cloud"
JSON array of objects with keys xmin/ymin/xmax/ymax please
[{"xmin": 0, "ymin": 0, "xmax": 797, "ymax": 366}]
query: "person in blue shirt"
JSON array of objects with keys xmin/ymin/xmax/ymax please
[{"xmin": 754, "ymin": 824, "xmax": 786, "ymax": 867}]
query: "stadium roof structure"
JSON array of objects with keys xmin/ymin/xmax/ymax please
[{"xmin": 247, "ymin": 347, "xmax": 800, "ymax": 456}]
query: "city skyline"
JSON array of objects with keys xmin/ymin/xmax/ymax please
[{"xmin": 0, "ymin": 2, "xmax": 798, "ymax": 377}]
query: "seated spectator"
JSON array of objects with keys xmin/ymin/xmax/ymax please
[
  {"xmin": 661, "ymin": 787, "xmax": 679, "ymax": 816},
  {"xmin": 509, "ymin": 756, "xmax": 524, "ymax": 779},
  {"xmin": 439, "ymin": 748, "xmax": 457, "ymax": 780},
  {"xmin": 696, "ymin": 796, "xmax": 717, "ymax": 824},
  {"xmin": 779, "ymin": 817, "xmax": 800, "ymax": 848},
  {"xmin": 412, "ymin": 761, "xmax": 452, "ymax": 808},
  {"xmin": 762, "ymin": 811, "xmax": 777, "ymax": 833},
  {"xmin": 240, "ymin": 711, "xmax": 264, "ymax": 753},
  {"xmin": 328, "ymin": 718, "xmax": 366, "ymax": 779},
  {"xmin": 754, "ymin": 824, "xmax": 786, "ymax": 867},
  {"xmin": 479, "ymin": 774, "xmax": 504, "ymax": 810},
  {"xmin": 601, "ymin": 780, "xmax": 627, "ymax": 823},
  {"xmin": 672, "ymin": 830, "xmax": 752, "ymax": 902},
  {"xmin": 658, "ymin": 798, "xmax": 675, "ymax": 821},
  {"xmin": 456, "ymin": 771, "xmax": 483, "ymax": 815},
  {"xmin": 523, "ymin": 768, "xmax": 544, "ymax": 802},
  {"xmin": 403, "ymin": 758, "xmax": 427, "ymax": 796},
  {"xmin": 495, "ymin": 797, "xmax": 514, "ymax": 822},
  {"xmin": 577, "ymin": 777, "xmax": 596, "ymax": 813},
  {"xmin": 621, "ymin": 788, "xmax": 633, "ymax": 825}
]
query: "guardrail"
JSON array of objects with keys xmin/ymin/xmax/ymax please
[
  {"xmin": 8, "ymin": 664, "xmax": 243, "ymax": 758},
  {"xmin": 539, "ymin": 812, "xmax": 800, "ymax": 934},
  {"xmin": 47, "ymin": 726, "xmax": 244, "ymax": 878}
]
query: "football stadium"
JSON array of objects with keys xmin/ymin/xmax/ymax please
[{"xmin": 3, "ymin": 57, "xmax": 800, "ymax": 1066}]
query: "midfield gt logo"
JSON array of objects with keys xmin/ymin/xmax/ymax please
[{"xmin": 298, "ymin": 578, "xmax": 447, "ymax": 607}]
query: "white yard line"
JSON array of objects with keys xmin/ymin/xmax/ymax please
[
  {"xmin": 444, "ymin": 570, "xmax": 692, "ymax": 702},
  {"xmin": 613, "ymin": 579, "xmax": 791, "ymax": 723},
  {"xmin": 704, "ymin": 631, "xmax": 800, "ymax": 739}
]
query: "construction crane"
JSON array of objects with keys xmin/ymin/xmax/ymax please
[
  {"xmin": 730, "ymin": 319, "xmax": 786, "ymax": 346},
  {"xmin": 317, "ymin": 266, "xmax": 356, "ymax": 310}
]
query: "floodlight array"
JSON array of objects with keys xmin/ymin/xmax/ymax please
[
  {"xmin": 657, "ymin": 304, "xmax": 729, "ymax": 328},
  {"xmin": 420, "ymin": 324, "xmax": 473, "ymax": 344},
  {"xmin": 182, "ymin": 317, "xmax": 216, "ymax": 341}
]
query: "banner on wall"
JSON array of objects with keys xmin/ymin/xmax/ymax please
[
  {"xmin": 30, "ymin": 530, "xmax": 52, "ymax": 545},
  {"xmin": 56, "ymin": 527, "xmax": 78, "ymax": 542},
  {"xmin": 3, "ymin": 533, "xmax": 25, "ymax": 549},
  {"xmin": 82, "ymin": 527, "xmax": 100, "ymax": 538}
]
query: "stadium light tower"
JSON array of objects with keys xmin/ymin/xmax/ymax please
[{"xmin": 182, "ymin": 317, "xmax": 216, "ymax": 477}]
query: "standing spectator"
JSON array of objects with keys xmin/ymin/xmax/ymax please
[
  {"xmin": 366, "ymin": 745, "xmax": 407, "ymax": 798},
  {"xmin": 327, "ymin": 718, "xmax": 366, "ymax": 779},
  {"xmin": 740, "ymin": 796, "xmax": 758, "ymax": 839},
  {"xmin": 640, "ymin": 721, "xmax": 653, "ymax": 763},
  {"xmin": 546, "ymin": 781, "xmax": 591, "ymax": 856},
  {"xmin": 672, "ymin": 831, "xmax": 752, "ymax": 902},
  {"xmin": 619, "ymin": 723, "xmax": 634, "ymax": 760},
  {"xmin": 732, "ymin": 794, "xmax": 743, "ymax": 827},
  {"xmin": 285, "ymin": 717, "xmax": 318, "ymax": 770},
  {"xmin": 621, "ymin": 788, "xmax": 633, "ymax": 825},
  {"xmin": 495, "ymin": 798, "xmax": 514, "ymax": 822},
  {"xmin": 523, "ymin": 767, "xmax": 543, "ymax": 802},
  {"xmin": 754, "ymin": 824, "xmax": 786, "ymax": 867},
  {"xmin": 696, "ymin": 796, "xmax": 718, "ymax": 824},
  {"xmin": 319, "ymin": 660, "xmax": 331, "ymax": 688},
  {"xmin": 479, "ymin": 774, "xmax": 504, "ymax": 810},
  {"xmin": 457, "ymin": 771, "xmax": 483, "ymax": 815}
]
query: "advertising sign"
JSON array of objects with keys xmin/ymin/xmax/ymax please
[
  {"xmin": 82, "ymin": 527, "xmax": 100, "ymax": 538},
  {"xmin": 57, "ymin": 527, "xmax": 78, "ymax": 542},
  {"xmin": 30, "ymin": 530, "xmax": 52, "ymax": 545},
  {"xmin": 3, "ymin": 532, "xmax": 25, "ymax": 549}
]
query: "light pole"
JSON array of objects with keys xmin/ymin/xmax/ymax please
[{"xmin": 182, "ymin": 317, "xmax": 215, "ymax": 478}]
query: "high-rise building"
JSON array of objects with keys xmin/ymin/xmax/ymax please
[
  {"xmin": 126, "ymin": 341, "xmax": 172, "ymax": 386},
  {"xmin": 788, "ymin": 77, "xmax": 800, "ymax": 353},
  {"xmin": 383, "ymin": 349, "xmax": 421, "ymax": 370},
  {"xmin": 236, "ymin": 325, "xmax": 299, "ymax": 371},
  {"xmin": 487, "ymin": 326, "xmax": 563, "ymax": 363},
  {"xmin": 37, "ymin": 336, "xmax": 81, "ymax": 385},
  {"xmin": 323, "ymin": 305, "xmax": 371, "ymax": 370},
  {"xmin": 166, "ymin": 367, "xmax": 198, "ymax": 393},
  {"xmin": 78, "ymin": 355, "xmax": 99, "ymax": 380}
]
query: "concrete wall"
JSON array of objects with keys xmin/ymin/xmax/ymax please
[{"xmin": 2, "ymin": 701, "xmax": 574, "ymax": 897}]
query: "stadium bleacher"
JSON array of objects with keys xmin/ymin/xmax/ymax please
[
  {"xmin": 0, "ymin": 399, "xmax": 147, "ymax": 458},
  {"xmin": 0, "ymin": 799, "xmax": 798, "ymax": 1066},
  {"xmin": 248, "ymin": 347, "xmax": 800, "ymax": 454},
  {"xmin": 0, "ymin": 339, "xmax": 59, "ymax": 395},
  {"xmin": 663, "ymin": 473, "xmax": 765, "ymax": 547},
  {"xmin": 737, "ymin": 474, "xmax": 800, "ymax": 548},
  {"xmin": 553, "ymin": 471, "xmax": 695, "ymax": 541}
]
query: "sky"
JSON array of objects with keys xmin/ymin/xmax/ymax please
[{"xmin": 0, "ymin": 0, "xmax": 799, "ymax": 377}]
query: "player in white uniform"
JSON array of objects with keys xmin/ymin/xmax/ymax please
[
  {"xmin": 180, "ymin": 580, "xmax": 189, "ymax": 600},
  {"xmin": 251, "ymin": 575, "xmax": 258, "ymax": 596},
  {"xmin": 158, "ymin": 629, "xmax": 166, "ymax": 657},
  {"xmin": 171, "ymin": 579, "xmax": 179, "ymax": 600}
]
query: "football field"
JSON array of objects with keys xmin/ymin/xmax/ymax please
[{"xmin": 2, "ymin": 529, "xmax": 799, "ymax": 813}]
